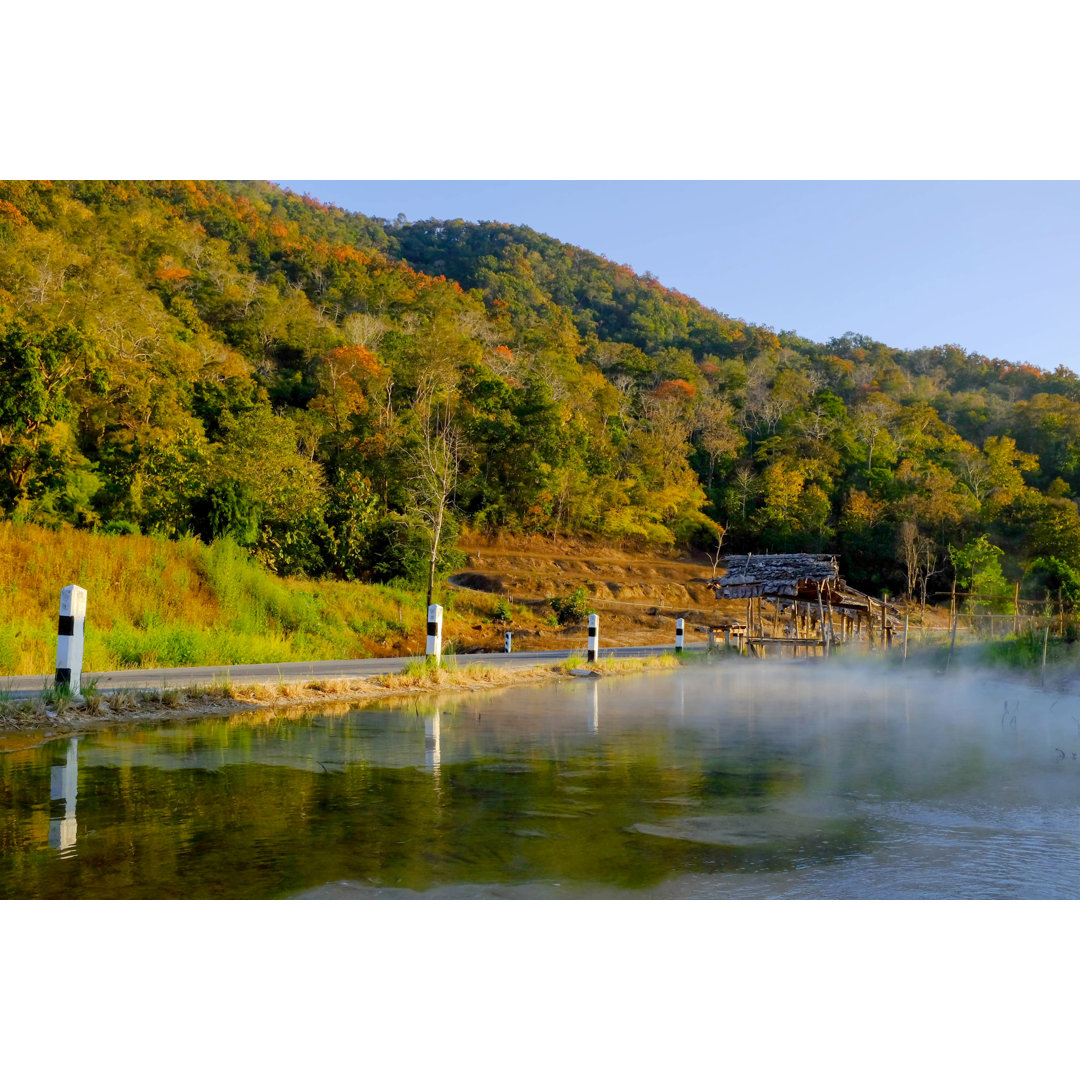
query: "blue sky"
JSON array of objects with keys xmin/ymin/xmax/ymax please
[{"xmin": 280, "ymin": 181, "xmax": 1080, "ymax": 372}]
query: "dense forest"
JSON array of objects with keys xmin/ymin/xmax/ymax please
[{"xmin": 3, "ymin": 179, "xmax": 1080, "ymax": 607}]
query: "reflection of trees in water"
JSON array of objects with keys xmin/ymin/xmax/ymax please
[{"xmin": 0, "ymin": 712, "xmax": 876, "ymax": 900}]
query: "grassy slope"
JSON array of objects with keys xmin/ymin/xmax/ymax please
[{"xmin": 0, "ymin": 524, "xmax": 515, "ymax": 677}]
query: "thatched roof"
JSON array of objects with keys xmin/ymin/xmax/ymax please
[
  {"xmin": 705, "ymin": 553, "xmax": 902, "ymax": 626},
  {"xmin": 706, "ymin": 553, "xmax": 841, "ymax": 600}
]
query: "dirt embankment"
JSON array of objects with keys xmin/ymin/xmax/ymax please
[{"xmin": 452, "ymin": 532, "xmax": 733, "ymax": 648}]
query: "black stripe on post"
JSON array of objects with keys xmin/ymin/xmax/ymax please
[
  {"xmin": 58, "ymin": 615, "xmax": 75, "ymax": 636},
  {"xmin": 427, "ymin": 621, "xmax": 439, "ymax": 637},
  {"xmin": 55, "ymin": 667, "xmax": 71, "ymax": 687}
]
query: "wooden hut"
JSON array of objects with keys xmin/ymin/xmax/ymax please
[{"xmin": 704, "ymin": 553, "xmax": 899, "ymax": 657}]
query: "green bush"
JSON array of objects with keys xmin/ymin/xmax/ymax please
[
  {"xmin": 364, "ymin": 514, "xmax": 466, "ymax": 589},
  {"xmin": 549, "ymin": 586, "xmax": 590, "ymax": 625}
]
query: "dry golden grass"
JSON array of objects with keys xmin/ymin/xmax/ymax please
[
  {"xmin": 0, "ymin": 650, "xmax": 691, "ymax": 734},
  {"xmin": 0, "ymin": 523, "xmax": 554, "ymax": 677},
  {"xmin": 374, "ymin": 659, "xmax": 551, "ymax": 693},
  {"xmin": 305, "ymin": 678, "xmax": 363, "ymax": 695},
  {"xmin": 0, "ymin": 522, "xmax": 222, "ymax": 674}
]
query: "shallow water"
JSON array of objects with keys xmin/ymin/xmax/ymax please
[{"xmin": 1, "ymin": 663, "xmax": 1077, "ymax": 899}]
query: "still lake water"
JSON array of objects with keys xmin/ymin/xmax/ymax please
[{"xmin": 1, "ymin": 663, "xmax": 1078, "ymax": 899}]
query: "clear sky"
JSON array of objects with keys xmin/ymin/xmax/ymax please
[{"xmin": 279, "ymin": 181, "xmax": 1080, "ymax": 372}]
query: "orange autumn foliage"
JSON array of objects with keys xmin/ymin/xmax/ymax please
[
  {"xmin": 651, "ymin": 378, "xmax": 698, "ymax": 401},
  {"xmin": 154, "ymin": 255, "xmax": 191, "ymax": 283}
]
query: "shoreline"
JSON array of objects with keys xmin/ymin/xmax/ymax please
[
  {"xmin": 0, "ymin": 653, "xmax": 686, "ymax": 751},
  {"xmin": 4, "ymin": 646, "xmax": 1074, "ymax": 753}
]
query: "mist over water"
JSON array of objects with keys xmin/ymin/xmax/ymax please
[{"xmin": 1, "ymin": 661, "xmax": 1077, "ymax": 899}]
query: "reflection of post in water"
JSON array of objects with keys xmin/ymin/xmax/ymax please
[
  {"xmin": 748, "ymin": 666, "xmax": 756, "ymax": 735},
  {"xmin": 48, "ymin": 737, "xmax": 79, "ymax": 856},
  {"xmin": 589, "ymin": 680, "xmax": 598, "ymax": 734},
  {"xmin": 425, "ymin": 708, "xmax": 441, "ymax": 773}
]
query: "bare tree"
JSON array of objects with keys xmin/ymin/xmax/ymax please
[
  {"xmin": 917, "ymin": 535, "xmax": 940, "ymax": 615},
  {"xmin": 708, "ymin": 523, "xmax": 727, "ymax": 578},
  {"xmin": 407, "ymin": 384, "xmax": 462, "ymax": 609},
  {"xmin": 852, "ymin": 396, "xmax": 897, "ymax": 471},
  {"xmin": 955, "ymin": 446, "xmax": 992, "ymax": 503},
  {"xmin": 342, "ymin": 312, "xmax": 388, "ymax": 352},
  {"xmin": 731, "ymin": 464, "xmax": 759, "ymax": 520},
  {"xmin": 695, "ymin": 395, "xmax": 743, "ymax": 487},
  {"xmin": 897, "ymin": 520, "xmax": 919, "ymax": 599},
  {"xmin": 797, "ymin": 407, "xmax": 837, "ymax": 444}
]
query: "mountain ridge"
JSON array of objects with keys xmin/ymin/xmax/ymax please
[{"xmin": 2, "ymin": 179, "xmax": 1079, "ymax": 605}]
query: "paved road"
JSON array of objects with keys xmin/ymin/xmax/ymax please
[{"xmin": 1, "ymin": 643, "xmax": 706, "ymax": 697}]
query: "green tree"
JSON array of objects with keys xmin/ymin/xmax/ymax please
[
  {"xmin": 0, "ymin": 321, "xmax": 90, "ymax": 510},
  {"xmin": 949, "ymin": 534, "xmax": 1011, "ymax": 613}
]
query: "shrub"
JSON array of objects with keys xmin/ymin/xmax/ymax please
[{"xmin": 549, "ymin": 586, "xmax": 590, "ymax": 626}]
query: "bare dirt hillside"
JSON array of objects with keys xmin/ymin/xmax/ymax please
[{"xmin": 451, "ymin": 532, "xmax": 737, "ymax": 650}]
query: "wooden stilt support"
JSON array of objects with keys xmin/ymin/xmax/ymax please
[{"xmin": 945, "ymin": 613, "xmax": 959, "ymax": 673}]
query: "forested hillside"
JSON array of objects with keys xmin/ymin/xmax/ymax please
[{"xmin": 3, "ymin": 179, "xmax": 1080, "ymax": 606}]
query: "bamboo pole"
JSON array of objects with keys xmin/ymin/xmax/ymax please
[
  {"xmin": 817, "ymin": 585, "xmax": 829, "ymax": 658},
  {"xmin": 1041, "ymin": 623, "xmax": 1049, "ymax": 686},
  {"xmin": 1013, "ymin": 582, "xmax": 1019, "ymax": 636},
  {"xmin": 881, "ymin": 599, "xmax": 887, "ymax": 650},
  {"xmin": 903, "ymin": 612, "xmax": 909, "ymax": 663},
  {"xmin": 945, "ymin": 613, "xmax": 959, "ymax": 673}
]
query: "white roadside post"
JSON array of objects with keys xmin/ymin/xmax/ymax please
[
  {"xmin": 587, "ymin": 613, "xmax": 599, "ymax": 663},
  {"xmin": 426, "ymin": 603, "xmax": 443, "ymax": 665},
  {"xmin": 55, "ymin": 585, "xmax": 87, "ymax": 695},
  {"xmin": 675, "ymin": 618, "xmax": 685, "ymax": 655},
  {"xmin": 504, "ymin": 631, "xmax": 512, "ymax": 653}
]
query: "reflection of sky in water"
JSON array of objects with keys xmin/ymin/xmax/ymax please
[{"xmin": 2, "ymin": 664, "xmax": 1079, "ymax": 899}]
